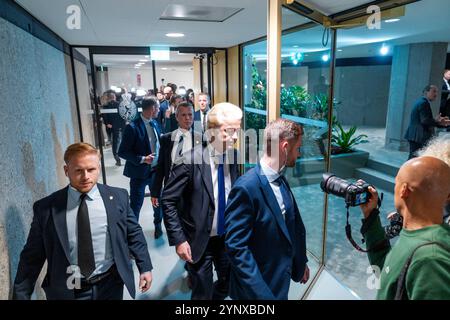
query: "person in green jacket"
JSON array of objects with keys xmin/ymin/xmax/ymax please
[{"xmin": 359, "ymin": 156, "xmax": 450, "ymax": 300}]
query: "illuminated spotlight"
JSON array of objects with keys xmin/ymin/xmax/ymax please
[
  {"xmin": 385, "ymin": 18, "xmax": 400, "ymax": 23},
  {"xmin": 114, "ymin": 87, "xmax": 122, "ymax": 93},
  {"xmin": 322, "ymin": 54, "xmax": 330, "ymax": 62},
  {"xmin": 136, "ymin": 89, "xmax": 147, "ymax": 97},
  {"xmin": 166, "ymin": 33, "xmax": 185, "ymax": 38},
  {"xmin": 380, "ymin": 45, "xmax": 389, "ymax": 56},
  {"xmin": 110, "ymin": 85, "xmax": 117, "ymax": 90},
  {"xmin": 131, "ymin": 88, "xmax": 136, "ymax": 93},
  {"xmin": 293, "ymin": 59, "xmax": 299, "ymax": 65}
]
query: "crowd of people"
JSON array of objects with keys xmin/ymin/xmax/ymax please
[{"xmin": 11, "ymin": 78, "xmax": 450, "ymax": 301}]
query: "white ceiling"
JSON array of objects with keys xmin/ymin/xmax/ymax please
[
  {"xmin": 15, "ymin": 0, "xmax": 308, "ymax": 47},
  {"xmin": 301, "ymin": 0, "xmax": 376, "ymax": 16}
]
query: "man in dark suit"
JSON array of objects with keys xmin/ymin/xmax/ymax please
[
  {"xmin": 224, "ymin": 119, "xmax": 309, "ymax": 300},
  {"xmin": 157, "ymin": 86, "xmax": 172, "ymax": 132},
  {"xmin": 193, "ymin": 93, "xmax": 210, "ymax": 135},
  {"xmin": 161, "ymin": 103, "xmax": 243, "ymax": 300},
  {"xmin": 102, "ymin": 92, "xmax": 126, "ymax": 166},
  {"xmin": 150, "ymin": 102, "xmax": 201, "ymax": 239},
  {"xmin": 404, "ymin": 85, "xmax": 450, "ymax": 159},
  {"xmin": 13, "ymin": 143, "xmax": 153, "ymax": 300},
  {"xmin": 440, "ymin": 70, "xmax": 450, "ymax": 123},
  {"xmin": 118, "ymin": 97, "xmax": 162, "ymax": 231}
]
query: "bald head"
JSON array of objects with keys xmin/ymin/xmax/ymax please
[{"xmin": 395, "ymin": 157, "xmax": 450, "ymax": 224}]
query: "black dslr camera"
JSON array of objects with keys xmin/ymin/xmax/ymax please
[{"xmin": 320, "ymin": 173, "xmax": 371, "ymax": 207}]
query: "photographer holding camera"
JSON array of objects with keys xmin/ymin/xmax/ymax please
[{"xmin": 358, "ymin": 156, "xmax": 450, "ymax": 299}]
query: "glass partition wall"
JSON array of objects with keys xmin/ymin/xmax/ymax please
[{"xmin": 242, "ymin": 0, "xmax": 450, "ymax": 300}]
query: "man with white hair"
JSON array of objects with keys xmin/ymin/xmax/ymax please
[{"xmin": 161, "ymin": 102, "xmax": 242, "ymax": 300}]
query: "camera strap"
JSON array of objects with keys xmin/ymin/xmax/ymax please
[{"xmin": 345, "ymin": 193, "xmax": 385, "ymax": 253}]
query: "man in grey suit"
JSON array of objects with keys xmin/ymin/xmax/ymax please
[
  {"xmin": 13, "ymin": 143, "xmax": 153, "ymax": 300},
  {"xmin": 404, "ymin": 85, "xmax": 450, "ymax": 159}
]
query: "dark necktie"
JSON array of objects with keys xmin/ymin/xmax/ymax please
[
  {"xmin": 77, "ymin": 193, "xmax": 96, "ymax": 278},
  {"xmin": 217, "ymin": 162, "xmax": 226, "ymax": 236},
  {"xmin": 202, "ymin": 111, "xmax": 207, "ymax": 132},
  {"xmin": 174, "ymin": 134, "xmax": 184, "ymax": 162},
  {"xmin": 276, "ymin": 176, "xmax": 296, "ymax": 246}
]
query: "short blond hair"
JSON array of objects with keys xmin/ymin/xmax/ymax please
[
  {"xmin": 418, "ymin": 134, "xmax": 450, "ymax": 167},
  {"xmin": 207, "ymin": 102, "xmax": 243, "ymax": 129},
  {"xmin": 64, "ymin": 142, "xmax": 100, "ymax": 164},
  {"xmin": 264, "ymin": 119, "xmax": 304, "ymax": 155}
]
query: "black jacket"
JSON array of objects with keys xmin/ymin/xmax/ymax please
[
  {"xmin": 161, "ymin": 146, "xmax": 240, "ymax": 263},
  {"xmin": 404, "ymin": 97, "xmax": 442, "ymax": 144},
  {"xmin": 150, "ymin": 130, "xmax": 202, "ymax": 198}
]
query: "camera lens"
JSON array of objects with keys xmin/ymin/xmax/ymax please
[{"xmin": 321, "ymin": 173, "xmax": 351, "ymax": 198}]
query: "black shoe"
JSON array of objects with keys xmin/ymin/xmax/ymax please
[
  {"xmin": 115, "ymin": 160, "xmax": 121, "ymax": 166},
  {"xmin": 154, "ymin": 225, "xmax": 163, "ymax": 239}
]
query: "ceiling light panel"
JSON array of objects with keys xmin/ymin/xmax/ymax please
[{"xmin": 160, "ymin": 4, "xmax": 243, "ymax": 22}]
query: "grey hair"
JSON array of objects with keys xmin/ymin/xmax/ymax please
[{"xmin": 418, "ymin": 134, "xmax": 450, "ymax": 167}]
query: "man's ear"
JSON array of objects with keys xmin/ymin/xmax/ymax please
[
  {"xmin": 64, "ymin": 165, "xmax": 69, "ymax": 177},
  {"xmin": 400, "ymin": 183, "xmax": 410, "ymax": 199}
]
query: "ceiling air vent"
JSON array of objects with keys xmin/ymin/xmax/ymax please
[{"xmin": 160, "ymin": 4, "xmax": 243, "ymax": 22}]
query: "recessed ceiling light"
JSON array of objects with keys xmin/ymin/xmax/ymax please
[
  {"xmin": 139, "ymin": 59, "xmax": 148, "ymax": 62},
  {"xmin": 338, "ymin": 49, "xmax": 343, "ymax": 52},
  {"xmin": 385, "ymin": 18, "xmax": 400, "ymax": 23},
  {"xmin": 166, "ymin": 33, "xmax": 185, "ymax": 38},
  {"xmin": 161, "ymin": 67, "xmax": 168, "ymax": 70},
  {"xmin": 293, "ymin": 45, "xmax": 299, "ymax": 48}
]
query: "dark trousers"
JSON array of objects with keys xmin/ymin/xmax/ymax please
[
  {"xmin": 74, "ymin": 267, "xmax": 124, "ymax": 300},
  {"xmin": 129, "ymin": 175, "xmax": 163, "ymax": 224},
  {"xmin": 408, "ymin": 141, "xmax": 425, "ymax": 160},
  {"xmin": 186, "ymin": 236, "xmax": 230, "ymax": 300},
  {"xmin": 112, "ymin": 129, "xmax": 123, "ymax": 162}
]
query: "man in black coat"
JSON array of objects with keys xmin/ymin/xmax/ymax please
[
  {"xmin": 161, "ymin": 103, "xmax": 243, "ymax": 300},
  {"xmin": 103, "ymin": 93, "xmax": 126, "ymax": 166},
  {"xmin": 404, "ymin": 85, "xmax": 450, "ymax": 159},
  {"xmin": 440, "ymin": 70, "xmax": 450, "ymax": 127},
  {"xmin": 13, "ymin": 143, "xmax": 153, "ymax": 300},
  {"xmin": 150, "ymin": 102, "xmax": 201, "ymax": 239}
]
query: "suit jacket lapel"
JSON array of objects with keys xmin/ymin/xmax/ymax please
[
  {"xmin": 137, "ymin": 117, "xmax": 151, "ymax": 152},
  {"xmin": 51, "ymin": 187, "xmax": 71, "ymax": 263},
  {"xmin": 256, "ymin": 164, "xmax": 292, "ymax": 245},
  {"xmin": 97, "ymin": 184, "xmax": 119, "ymax": 231}
]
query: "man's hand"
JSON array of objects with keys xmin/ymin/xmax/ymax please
[
  {"xmin": 300, "ymin": 264, "xmax": 310, "ymax": 284},
  {"xmin": 143, "ymin": 154, "xmax": 155, "ymax": 164},
  {"xmin": 106, "ymin": 124, "xmax": 113, "ymax": 129},
  {"xmin": 151, "ymin": 197, "xmax": 159, "ymax": 207},
  {"xmin": 176, "ymin": 241, "xmax": 193, "ymax": 263},
  {"xmin": 358, "ymin": 180, "xmax": 379, "ymax": 219},
  {"xmin": 139, "ymin": 271, "xmax": 152, "ymax": 293},
  {"xmin": 438, "ymin": 114, "xmax": 450, "ymax": 127}
]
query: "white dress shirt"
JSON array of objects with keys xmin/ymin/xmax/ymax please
[
  {"xmin": 259, "ymin": 160, "xmax": 288, "ymax": 221},
  {"xmin": 208, "ymin": 146, "xmax": 232, "ymax": 237},
  {"xmin": 171, "ymin": 128, "xmax": 193, "ymax": 165},
  {"xmin": 66, "ymin": 184, "xmax": 114, "ymax": 279}
]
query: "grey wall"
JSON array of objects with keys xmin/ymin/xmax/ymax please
[
  {"xmin": 321, "ymin": 64, "xmax": 391, "ymax": 127},
  {"xmin": 0, "ymin": 17, "xmax": 79, "ymax": 299}
]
